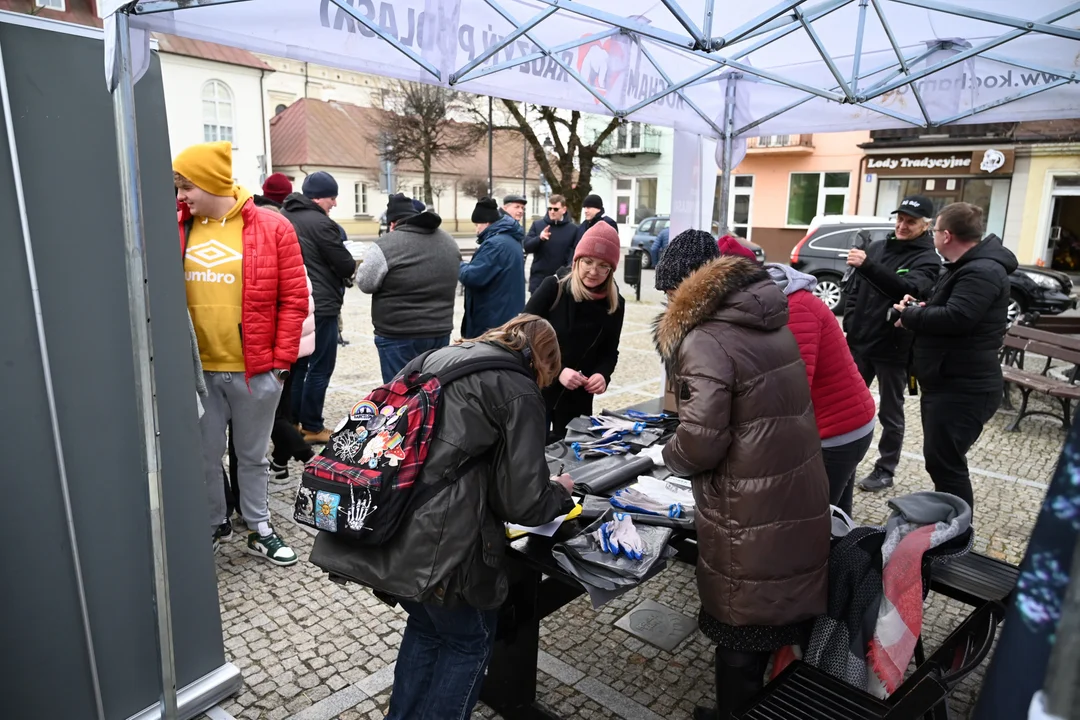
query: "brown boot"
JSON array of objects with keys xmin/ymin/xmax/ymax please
[{"xmin": 302, "ymin": 427, "xmax": 332, "ymax": 445}]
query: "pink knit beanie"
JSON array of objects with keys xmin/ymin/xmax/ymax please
[{"xmin": 574, "ymin": 221, "xmax": 622, "ymax": 269}]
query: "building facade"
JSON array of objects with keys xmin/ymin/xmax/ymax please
[
  {"xmin": 724, "ymin": 131, "xmax": 869, "ymax": 263},
  {"xmin": 858, "ymin": 122, "xmax": 1080, "ymax": 271}
]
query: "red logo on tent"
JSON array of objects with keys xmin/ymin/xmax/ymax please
[{"xmin": 575, "ymin": 35, "xmax": 628, "ymax": 100}]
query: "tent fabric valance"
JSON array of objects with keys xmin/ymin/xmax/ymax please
[{"xmin": 99, "ymin": 0, "xmax": 1080, "ymax": 140}]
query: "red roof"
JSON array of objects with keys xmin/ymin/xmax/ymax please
[
  {"xmin": 270, "ymin": 98, "xmax": 538, "ymax": 178},
  {"xmin": 154, "ymin": 33, "xmax": 272, "ymax": 71}
]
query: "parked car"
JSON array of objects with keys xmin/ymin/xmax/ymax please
[
  {"xmin": 789, "ymin": 215, "xmax": 1077, "ymax": 321},
  {"xmin": 630, "ymin": 215, "xmax": 765, "ymax": 268}
]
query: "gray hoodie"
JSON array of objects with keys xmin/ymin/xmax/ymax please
[{"xmin": 766, "ymin": 262, "xmax": 817, "ymax": 296}]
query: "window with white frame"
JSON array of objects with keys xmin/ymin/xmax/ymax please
[
  {"xmin": 786, "ymin": 172, "xmax": 850, "ymax": 226},
  {"xmin": 35, "ymin": 0, "xmax": 65, "ymax": 9},
  {"xmin": 412, "ymin": 185, "xmax": 424, "ymax": 200},
  {"xmin": 731, "ymin": 175, "xmax": 754, "ymax": 240},
  {"xmin": 202, "ymin": 80, "xmax": 234, "ymax": 144},
  {"xmin": 354, "ymin": 182, "xmax": 367, "ymax": 215}
]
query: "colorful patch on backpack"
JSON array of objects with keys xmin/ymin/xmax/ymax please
[
  {"xmin": 350, "ymin": 400, "xmax": 379, "ymax": 425},
  {"xmin": 332, "ymin": 431, "xmax": 364, "ymax": 463},
  {"xmin": 315, "ymin": 491, "xmax": 340, "ymax": 531},
  {"xmin": 343, "ymin": 484, "xmax": 378, "ymax": 532}
]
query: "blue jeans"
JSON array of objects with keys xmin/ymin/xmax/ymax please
[
  {"xmin": 374, "ymin": 335, "xmax": 450, "ymax": 383},
  {"xmin": 386, "ymin": 601, "xmax": 498, "ymax": 720},
  {"xmin": 291, "ymin": 314, "xmax": 338, "ymax": 432}
]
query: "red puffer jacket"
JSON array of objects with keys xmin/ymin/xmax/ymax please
[
  {"xmin": 179, "ymin": 199, "xmax": 308, "ymax": 381},
  {"xmin": 786, "ymin": 288, "xmax": 876, "ymax": 440}
]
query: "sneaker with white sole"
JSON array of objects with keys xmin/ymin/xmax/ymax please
[{"xmin": 246, "ymin": 531, "xmax": 298, "ymax": 566}]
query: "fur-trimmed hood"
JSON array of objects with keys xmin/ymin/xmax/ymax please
[{"xmin": 653, "ymin": 256, "xmax": 788, "ymax": 362}]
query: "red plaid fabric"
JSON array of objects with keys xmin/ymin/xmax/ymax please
[{"xmin": 363, "ymin": 376, "xmax": 443, "ymax": 490}]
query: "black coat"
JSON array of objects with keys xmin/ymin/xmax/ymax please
[
  {"xmin": 524, "ymin": 270, "xmax": 625, "ymax": 439},
  {"xmin": 843, "ymin": 231, "xmax": 941, "ymax": 363},
  {"xmin": 901, "ymin": 235, "xmax": 1018, "ymax": 394},
  {"xmin": 308, "ymin": 342, "xmax": 573, "ymax": 608},
  {"xmin": 281, "ymin": 193, "xmax": 356, "ymax": 316},
  {"xmin": 575, "ymin": 214, "xmax": 618, "ymax": 245},
  {"xmin": 524, "ymin": 216, "xmax": 580, "ymax": 292}
]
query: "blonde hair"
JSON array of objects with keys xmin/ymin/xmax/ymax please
[
  {"xmin": 461, "ymin": 314, "xmax": 561, "ymax": 388},
  {"xmin": 557, "ymin": 258, "xmax": 619, "ymax": 314}
]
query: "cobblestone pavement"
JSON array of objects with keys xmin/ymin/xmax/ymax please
[{"xmin": 197, "ymin": 267, "xmax": 1068, "ymax": 720}]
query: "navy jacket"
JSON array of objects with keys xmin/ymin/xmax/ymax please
[
  {"xmin": 524, "ymin": 215, "xmax": 579, "ymax": 293},
  {"xmin": 459, "ymin": 214, "xmax": 526, "ymax": 338}
]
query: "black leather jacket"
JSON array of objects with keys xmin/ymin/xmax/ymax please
[{"xmin": 310, "ymin": 342, "xmax": 573, "ymax": 609}]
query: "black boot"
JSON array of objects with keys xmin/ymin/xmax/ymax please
[{"xmin": 695, "ymin": 648, "xmax": 769, "ymax": 720}]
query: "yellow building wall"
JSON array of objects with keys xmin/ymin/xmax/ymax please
[{"xmin": 1018, "ymin": 150, "xmax": 1080, "ymax": 264}]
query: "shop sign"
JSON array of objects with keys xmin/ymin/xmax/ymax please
[{"xmin": 866, "ymin": 148, "xmax": 1014, "ymax": 176}]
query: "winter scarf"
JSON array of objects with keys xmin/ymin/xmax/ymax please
[{"xmin": 868, "ymin": 492, "xmax": 972, "ymax": 696}]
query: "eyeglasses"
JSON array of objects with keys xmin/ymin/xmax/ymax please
[{"xmin": 548, "ymin": 207, "xmax": 561, "ymax": 212}]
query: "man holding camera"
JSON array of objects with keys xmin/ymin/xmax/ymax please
[
  {"xmin": 894, "ymin": 202, "xmax": 1016, "ymax": 509},
  {"xmin": 844, "ymin": 195, "xmax": 942, "ymax": 492}
]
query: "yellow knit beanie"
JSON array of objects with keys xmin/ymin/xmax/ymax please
[{"xmin": 173, "ymin": 141, "xmax": 234, "ymax": 196}]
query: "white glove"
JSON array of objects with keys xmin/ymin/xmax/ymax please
[
  {"xmin": 639, "ymin": 444, "xmax": 667, "ymax": 467},
  {"xmin": 588, "ymin": 416, "xmax": 645, "ymax": 438},
  {"xmin": 609, "ymin": 513, "xmax": 644, "ymax": 560}
]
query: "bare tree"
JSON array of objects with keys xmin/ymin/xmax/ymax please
[
  {"xmin": 460, "ymin": 176, "xmax": 490, "ymax": 200},
  {"xmin": 497, "ymin": 102, "xmax": 621, "ymax": 222},
  {"xmin": 370, "ymin": 81, "xmax": 485, "ymax": 206}
]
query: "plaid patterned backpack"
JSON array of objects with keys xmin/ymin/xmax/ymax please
[{"xmin": 294, "ymin": 348, "xmax": 532, "ymax": 545}]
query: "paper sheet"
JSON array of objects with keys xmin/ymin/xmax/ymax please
[{"xmin": 507, "ymin": 502, "xmax": 582, "ymax": 538}]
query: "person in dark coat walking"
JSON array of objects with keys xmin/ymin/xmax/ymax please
[
  {"xmin": 524, "ymin": 220, "xmax": 625, "ymax": 441},
  {"xmin": 459, "ymin": 198, "xmax": 526, "ymax": 338},
  {"xmin": 896, "ymin": 203, "xmax": 1016, "ymax": 510},
  {"xmin": 843, "ymin": 195, "xmax": 941, "ymax": 492},
  {"xmin": 280, "ymin": 171, "xmax": 357, "ymax": 444},
  {"xmin": 524, "ymin": 194, "xmax": 579, "ymax": 293},
  {"xmin": 574, "ymin": 193, "xmax": 618, "ymax": 246},
  {"xmin": 309, "ymin": 315, "xmax": 575, "ymax": 720},
  {"xmin": 653, "ymin": 230, "xmax": 830, "ymax": 720}
]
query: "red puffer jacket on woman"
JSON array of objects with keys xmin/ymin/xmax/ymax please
[
  {"xmin": 179, "ymin": 198, "xmax": 308, "ymax": 381},
  {"xmin": 767, "ymin": 264, "xmax": 875, "ymax": 439}
]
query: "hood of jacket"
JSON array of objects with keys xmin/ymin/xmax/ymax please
[
  {"xmin": 282, "ymin": 192, "xmax": 326, "ymax": 215},
  {"xmin": 766, "ymin": 262, "xmax": 817, "ymax": 296},
  {"xmin": 951, "ymin": 234, "xmax": 1018, "ymax": 273},
  {"xmin": 654, "ymin": 256, "xmax": 787, "ymax": 363},
  {"xmin": 478, "ymin": 213, "xmax": 524, "ymax": 245},
  {"xmin": 395, "ymin": 210, "xmax": 443, "ymax": 233}
]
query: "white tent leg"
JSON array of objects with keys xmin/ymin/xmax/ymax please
[
  {"xmin": 717, "ymin": 75, "xmax": 737, "ymax": 236},
  {"xmin": 110, "ymin": 11, "xmax": 178, "ymax": 720}
]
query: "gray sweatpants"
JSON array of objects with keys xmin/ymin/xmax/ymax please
[{"xmin": 201, "ymin": 370, "xmax": 281, "ymax": 534}]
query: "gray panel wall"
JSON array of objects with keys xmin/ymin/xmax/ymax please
[{"xmin": 0, "ymin": 20, "xmax": 226, "ymax": 720}]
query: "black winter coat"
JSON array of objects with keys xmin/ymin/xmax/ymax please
[
  {"xmin": 524, "ymin": 270, "xmax": 625, "ymax": 439},
  {"xmin": 309, "ymin": 342, "xmax": 574, "ymax": 609},
  {"xmin": 524, "ymin": 216, "xmax": 580, "ymax": 292},
  {"xmin": 843, "ymin": 231, "xmax": 941, "ymax": 363},
  {"xmin": 574, "ymin": 214, "xmax": 618, "ymax": 245},
  {"xmin": 901, "ymin": 235, "xmax": 1018, "ymax": 394},
  {"xmin": 281, "ymin": 193, "xmax": 356, "ymax": 316}
]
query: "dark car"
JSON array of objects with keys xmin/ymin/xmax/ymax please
[
  {"xmin": 630, "ymin": 215, "xmax": 765, "ymax": 268},
  {"xmin": 789, "ymin": 218, "xmax": 1076, "ymax": 321}
]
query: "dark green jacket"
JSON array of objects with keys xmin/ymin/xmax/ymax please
[{"xmin": 310, "ymin": 342, "xmax": 573, "ymax": 608}]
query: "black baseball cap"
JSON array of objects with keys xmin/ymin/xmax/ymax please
[{"xmin": 893, "ymin": 195, "xmax": 934, "ymax": 219}]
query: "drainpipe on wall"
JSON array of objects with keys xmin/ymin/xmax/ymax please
[
  {"xmin": 259, "ymin": 69, "xmax": 269, "ymax": 186},
  {"xmin": 853, "ymin": 154, "xmax": 869, "ymax": 215}
]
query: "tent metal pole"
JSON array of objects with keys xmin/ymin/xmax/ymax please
[
  {"xmin": 889, "ymin": 0, "xmax": 1080, "ymax": 42},
  {"xmin": 633, "ymin": 38, "xmax": 725, "ymax": 137},
  {"xmin": 133, "ymin": 0, "xmax": 252, "ymax": 13},
  {"xmin": 487, "ymin": 96, "xmax": 493, "ymax": 196},
  {"xmin": 702, "ymin": 0, "xmax": 714, "ymax": 42},
  {"xmin": 452, "ymin": 28, "xmax": 620, "ymax": 85},
  {"xmin": 794, "ymin": 6, "xmax": 853, "ymax": 100},
  {"xmin": 937, "ymin": 77, "xmax": 1072, "ymax": 125},
  {"xmin": 712, "ymin": 0, "xmax": 810, "ymax": 51},
  {"xmin": 661, "ymin": 0, "xmax": 706, "ymax": 47},
  {"xmin": 850, "ymin": 0, "xmax": 869, "ymax": 93},
  {"xmin": 717, "ymin": 75, "xmax": 737, "ymax": 236},
  {"xmin": 110, "ymin": 10, "xmax": 179, "ymax": 720},
  {"xmin": 448, "ymin": 5, "xmax": 557, "ymax": 84},
  {"xmin": 980, "ymin": 52, "xmax": 1078, "ymax": 82},
  {"xmin": 868, "ymin": 0, "xmax": 932, "ymax": 125},
  {"xmin": 0, "ymin": 28, "xmax": 106, "ymax": 720},
  {"xmin": 328, "ymin": 0, "xmax": 441, "ymax": 80},
  {"xmin": 861, "ymin": 3, "xmax": 1080, "ymax": 99}
]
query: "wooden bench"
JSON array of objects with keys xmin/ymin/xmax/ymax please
[
  {"xmin": 999, "ymin": 325, "xmax": 1080, "ymax": 430},
  {"xmin": 1018, "ymin": 311, "xmax": 1080, "ymax": 335},
  {"xmin": 741, "ymin": 601, "xmax": 1006, "ymax": 720}
]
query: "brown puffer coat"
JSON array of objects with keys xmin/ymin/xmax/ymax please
[{"xmin": 654, "ymin": 256, "xmax": 830, "ymax": 627}]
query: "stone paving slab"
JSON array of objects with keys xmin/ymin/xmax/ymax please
[{"xmin": 194, "ymin": 268, "xmax": 1067, "ymax": 720}]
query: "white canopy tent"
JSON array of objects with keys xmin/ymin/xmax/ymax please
[{"xmin": 94, "ymin": 1, "xmax": 1080, "ymax": 717}]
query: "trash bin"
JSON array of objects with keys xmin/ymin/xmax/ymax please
[{"xmin": 624, "ymin": 248, "xmax": 642, "ymax": 288}]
